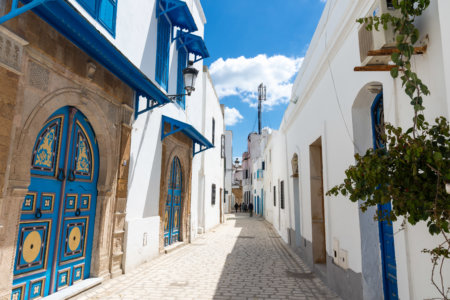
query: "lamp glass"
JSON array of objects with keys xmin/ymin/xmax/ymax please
[{"xmin": 183, "ymin": 65, "xmax": 199, "ymax": 95}]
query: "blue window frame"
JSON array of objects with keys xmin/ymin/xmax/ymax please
[
  {"xmin": 77, "ymin": 0, "xmax": 117, "ymax": 36},
  {"xmin": 177, "ymin": 48, "xmax": 187, "ymax": 109},
  {"xmin": 156, "ymin": 15, "xmax": 171, "ymax": 91}
]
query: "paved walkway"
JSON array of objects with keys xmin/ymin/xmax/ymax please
[{"xmin": 74, "ymin": 214, "xmax": 339, "ymax": 300}]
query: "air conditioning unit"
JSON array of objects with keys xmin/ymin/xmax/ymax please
[{"xmin": 358, "ymin": 0, "xmax": 401, "ymax": 65}]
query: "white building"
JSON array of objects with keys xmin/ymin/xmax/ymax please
[
  {"xmin": 263, "ymin": 1, "xmax": 450, "ymax": 299},
  {"xmin": 224, "ymin": 130, "xmax": 233, "ymax": 213},
  {"xmin": 248, "ymin": 130, "xmax": 269, "ymax": 216},
  {"xmin": 0, "ymin": 0, "xmax": 224, "ymax": 298}
]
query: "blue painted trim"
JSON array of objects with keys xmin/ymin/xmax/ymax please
[
  {"xmin": 371, "ymin": 92, "xmax": 384, "ymax": 150},
  {"xmin": 371, "ymin": 92, "xmax": 399, "ymax": 300},
  {"xmin": 0, "ymin": 0, "xmax": 51, "ymax": 24},
  {"xmin": 12, "ymin": 0, "xmax": 170, "ymax": 111},
  {"xmin": 158, "ymin": 0, "xmax": 197, "ymax": 33},
  {"xmin": 176, "ymin": 32, "xmax": 210, "ymax": 62},
  {"xmin": 161, "ymin": 115, "xmax": 213, "ymax": 157}
]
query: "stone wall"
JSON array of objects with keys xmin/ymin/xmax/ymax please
[
  {"xmin": 0, "ymin": 5, "xmax": 133, "ymax": 298},
  {"xmin": 158, "ymin": 125, "xmax": 193, "ymax": 252}
]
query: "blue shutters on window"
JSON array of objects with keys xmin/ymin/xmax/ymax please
[
  {"xmin": 177, "ymin": 48, "xmax": 187, "ymax": 109},
  {"xmin": 77, "ymin": 0, "xmax": 117, "ymax": 36},
  {"xmin": 98, "ymin": 0, "xmax": 117, "ymax": 34},
  {"xmin": 156, "ymin": 16, "xmax": 171, "ymax": 91}
]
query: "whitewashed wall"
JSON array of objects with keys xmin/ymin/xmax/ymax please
[
  {"xmin": 122, "ymin": 0, "xmax": 213, "ymax": 271},
  {"xmin": 279, "ymin": 0, "xmax": 450, "ymax": 299},
  {"xmin": 262, "ymin": 130, "xmax": 290, "ymax": 243},
  {"xmin": 224, "ymin": 130, "xmax": 233, "ymax": 213},
  {"xmin": 68, "ymin": 0, "xmax": 206, "ymax": 94},
  {"xmin": 195, "ymin": 67, "xmax": 224, "ymax": 232}
]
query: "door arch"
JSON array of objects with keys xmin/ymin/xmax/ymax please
[
  {"xmin": 11, "ymin": 106, "xmax": 99, "ymax": 299},
  {"xmin": 164, "ymin": 156, "xmax": 182, "ymax": 247}
]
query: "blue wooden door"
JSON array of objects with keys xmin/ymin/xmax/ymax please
[
  {"xmin": 11, "ymin": 107, "xmax": 99, "ymax": 299},
  {"xmin": 164, "ymin": 157, "xmax": 182, "ymax": 247},
  {"xmin": 371, "ymin": 94, "xmax": 399, "ymax": 300}
]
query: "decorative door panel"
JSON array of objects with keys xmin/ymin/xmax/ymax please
[
  {"xmin": 30, "ymin": 116, "xmax": 64, "ymax": 178},
  {"xmin": 55, "ymin": 110, "xmax": 99, "ymax": 291},
  {"xmin": 12, "ymin": 107, "xmax": 99, "ymax": 299},
  {"xmin": 164, "ymin": 157, "xmax": 182, "ymax": 247},
  {"xmin": 371, "ymin": 94, "xmax": 399, "ymax": 300}
]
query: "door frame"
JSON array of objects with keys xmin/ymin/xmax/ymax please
[{"xmin": 5, "ymin": 90, "xmax": 120, "ymax": 298}]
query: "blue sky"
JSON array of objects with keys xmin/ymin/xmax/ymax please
[{"xmin": 201, "ymin": 0, "xmax": 326, "ymax": 160}]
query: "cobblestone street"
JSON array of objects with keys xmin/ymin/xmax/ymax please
[{"xmin": 74, "ymin": 214, "xmax": 339, "ymax": 300}]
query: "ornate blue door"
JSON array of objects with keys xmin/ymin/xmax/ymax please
[
  {"xmin": 371, "ymin": 93, "xmax": 399, "ymax": 300},
  {"xmin": 164, "ymin": 157, "xmax": 182, "ymax": 247},
  {"xmin": 11, "ymin": 107, "xmax": 99, "ymax": 299}
]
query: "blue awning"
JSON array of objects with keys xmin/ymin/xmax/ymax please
[
  {"xmin": 161, "ymin": 115, "xmax": 213, "ymax": 156},
  {"xmin": 177, "ymin": 33, "xmax": 210, "ymax": 62},
  {"xmin": 158, "ymin": 0, "xmax": 197, "ymax": 33},
  {"xmin": 0, "ymin": 0, "xmax": 171, "ymax": 108}
]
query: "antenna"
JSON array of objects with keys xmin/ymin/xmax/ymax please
[{"xmin": 258, "ymin": 83, "xmax": 266, "ymax": 135}]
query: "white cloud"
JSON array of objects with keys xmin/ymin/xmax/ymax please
[
  {"xmin": 209, "ymin": 54, "xmax": 303, "ymax": 110},
  {"xmin": 224, "ymin": 107, "xmax": 244, "ymax": 126}
]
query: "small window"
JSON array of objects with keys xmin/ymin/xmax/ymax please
[
  {"xmin": 211, "ymin": 184, "xmax": 216, "ymax": 205},
  {"xmin": 212, "ymin": 118, "xmax": 215, "ymax": 145},
  {"xmin": 77, "ymin": 0, "xmax": 117, "ymax": 36},
  {"xmin": 262, "ymin": 161, "xmax": 265, "ymax": 170},
  {"xmin": 280, "ymin": 181, "xmax": 285, "ymax": 209},
  {"xmin": 221, "ymin": 134, "xmax": 225, "ymax": 158},
  {"xmin": 273, "ymin": 186, "xmax": 276, "ymax": 206},
  {"xmin": 156, "ymin": 15, "xmax": 171, "ymax": 91},
  {"xmin": 386, "ymin": 0, "xmax": 394, "ymax": 9}
]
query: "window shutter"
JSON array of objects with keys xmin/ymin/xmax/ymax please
[
  {"xmin": 177, "ymin": 47, "xmax": 187, "ymax": 109},
  {"xmin": 156, "ymin": 16, "xmax": 171, "ymax": 91},
  {"xmin": 98, "ymin": 0, "xmax": 117, "ymax": 33},
  {"xmin": 211, "ymin": 184, "xmax": 216, "ymax": 205},
  {"xmin": 212, "ymin": 118, "xmax": 215, "ymax": 145},
  {"xmin": 273, "ymin": 186, "xmax": 276, "ymax": 206}
]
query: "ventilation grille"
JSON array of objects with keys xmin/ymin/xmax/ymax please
[{"xmin": 28, "ymin": 61, "xmax": 49, "ymax": 91}]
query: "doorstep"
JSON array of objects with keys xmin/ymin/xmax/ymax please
[
  {"xmin": 44, "ymin": 278, "xmax": 102, "ymax": 300},
  {"xmin": 164, "ymin": 241, "xmax": 187, "ymax": 254}
]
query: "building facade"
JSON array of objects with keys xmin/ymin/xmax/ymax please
[
  {"xmin": 0, "ymin": 0, "xmax": 223, "ymax": 299},
  {"xmin": 263, "ymin": 1, "xmax": 450, "ymax": 299}
]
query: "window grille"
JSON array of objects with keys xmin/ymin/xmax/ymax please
[
  {"xmin": 280, "ymin": 181, "xmax": 285, "ymax": 209},
  {"xmin": 273, "ymin": 186, "xmax": 276, "ymax": 206},
  {"xmin": 156, "ymin": 15, "xmax": 171, "ymax": 91},
  {"xmin": 211, "ymin": 184, "xmax": 216, "ymax": 205}
]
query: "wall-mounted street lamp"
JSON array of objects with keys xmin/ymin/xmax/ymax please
[{"xmin": 168, "ymin": 61, "xmax": 199, "ymax": 102}]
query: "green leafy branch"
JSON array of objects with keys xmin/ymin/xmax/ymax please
[{"xmin": 327, "ymin": 0, "xmax": 450, "ymax": 298}]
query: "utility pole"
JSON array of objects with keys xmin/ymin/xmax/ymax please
[{"xmin": 258, "ymin": 83, "xmax": 266, "ymax": 135}]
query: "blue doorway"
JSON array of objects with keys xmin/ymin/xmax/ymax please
[
  {"xmin": 11, "ymin": 107, "xmax": 99, "ymax": 299},
  {"xmin": 164, "ymin": 157, "xmax": 182, "ymax": 247},
  {"xmin": 371, "ymin": 93, "xmax": 399, "ymax": 299}
]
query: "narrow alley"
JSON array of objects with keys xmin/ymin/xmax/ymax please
[{"xmin": 73, "ymin": 214, "xmax": 339, "ymax": 300}]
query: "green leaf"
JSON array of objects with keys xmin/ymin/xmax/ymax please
[{"xmin": 390, "ymin": 67, "xmax": 399, "ymax": 78}]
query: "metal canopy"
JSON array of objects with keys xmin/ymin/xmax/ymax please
[
  {"xmin": 177, "ymin": 33, "xmax": 210, "ymax": 62},
  {"xmin": 158, "ymin": 0, "xmax": 197, "ymax": 33},
  {"xmin": 161, "ymin": 115, "xmax": 214, "ymax": 157},
  {"xmin": 0, "ymin": 0, "xmax": 171, "ymax": 110}
]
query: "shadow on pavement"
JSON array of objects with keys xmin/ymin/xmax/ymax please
[{"xmin": 212, "ymin": 214, "xmax": 339, "ymax": 300}]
